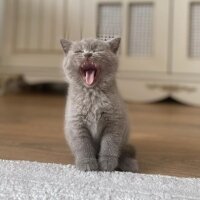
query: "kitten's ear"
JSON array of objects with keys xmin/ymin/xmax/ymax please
[
  {"xmin": 107, "ymin": 37, "xmax": 121, "ymax": 54},
  {"xmin": 60, "ymin": 39, "xmax": 72, "ymax": 54}
]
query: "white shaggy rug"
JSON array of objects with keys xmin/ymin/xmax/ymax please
[{"xmin": 0, "ymin": 160, "xmax": 199, "ymax": 200}]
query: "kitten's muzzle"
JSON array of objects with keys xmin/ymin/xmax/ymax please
[{"xmin": 84, "ymin": 52, "xmax": 92, "ymax": 58}]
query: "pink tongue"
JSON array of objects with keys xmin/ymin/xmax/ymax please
[{"xmin": 85, "ymin": 70, "xmax": 95, "ymax": 85}]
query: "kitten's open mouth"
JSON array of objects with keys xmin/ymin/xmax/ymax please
[{"xmin": 80, "ymin": 61, "xmax": 98, "ymax": 86}]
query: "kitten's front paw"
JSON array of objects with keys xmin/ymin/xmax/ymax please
[
  {"xmin": 76, "ymin": 158, "xmax": 98, "ymax": 171},
  {"xmin": 99, "ymin": 156, "xmax": 118, "ymax": 171}
]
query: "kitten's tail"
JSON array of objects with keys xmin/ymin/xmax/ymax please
[{"xmin": 118, "ymin": 144, "xmax": 139, "ymax": 172}]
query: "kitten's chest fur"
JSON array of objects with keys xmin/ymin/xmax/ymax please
[{"xmin": 69, "ymin": 88, "xmax": 113, "ymax": 139}]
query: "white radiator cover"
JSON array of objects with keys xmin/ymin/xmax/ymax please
[
  {"xmin": 128, "ymin": 3, "xmax": 154, "ymax": 56},
  {"xmin": 97, "ymin": 4, "xmax": 121, "ymax": 40},
  {"xmin": 189, "ymin": 3, "xmax": 200, "ymax": 57},
  {"xmin": 1, "ymin": 0, "xmax": 200, "ymax": 106},
  {"xmin": 15, "ymin": 0, "xmax": 66, "ymax": 52}
]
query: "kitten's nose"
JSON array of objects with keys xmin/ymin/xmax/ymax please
[{"xmin": 84, "ymin": 52, "xmax": 92, "ymax": 58}]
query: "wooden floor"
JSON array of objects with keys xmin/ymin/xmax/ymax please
[{"xmin": 0, "ymin": 93, "xmax": 200, "ymax": 177}]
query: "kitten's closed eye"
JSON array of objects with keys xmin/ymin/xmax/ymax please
[
  {"xmin": 93, "ymin": 49, "xmax": 104, "ymax": 53},
  {"xmin": 74, "ymin": 50, "xmax": 83, "ymax": 53}
]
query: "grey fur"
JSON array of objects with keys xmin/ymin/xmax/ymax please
[{"xmin": 61, "ymin": 38, "xmax": 138, "ymax": 172}]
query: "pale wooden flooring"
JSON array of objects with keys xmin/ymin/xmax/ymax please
[{"xmin": 0, "ymin": 93, "xmax": 200, "ymax": 177}]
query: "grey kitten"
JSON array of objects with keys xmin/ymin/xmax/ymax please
[{"xmin": 60, "ymin": 37, "xmax": 138, "ymax": 172}]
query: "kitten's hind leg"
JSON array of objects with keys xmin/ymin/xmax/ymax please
[{"xmin": 118, "ymin": 144, "xmax": 139, "ymax": 172}]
